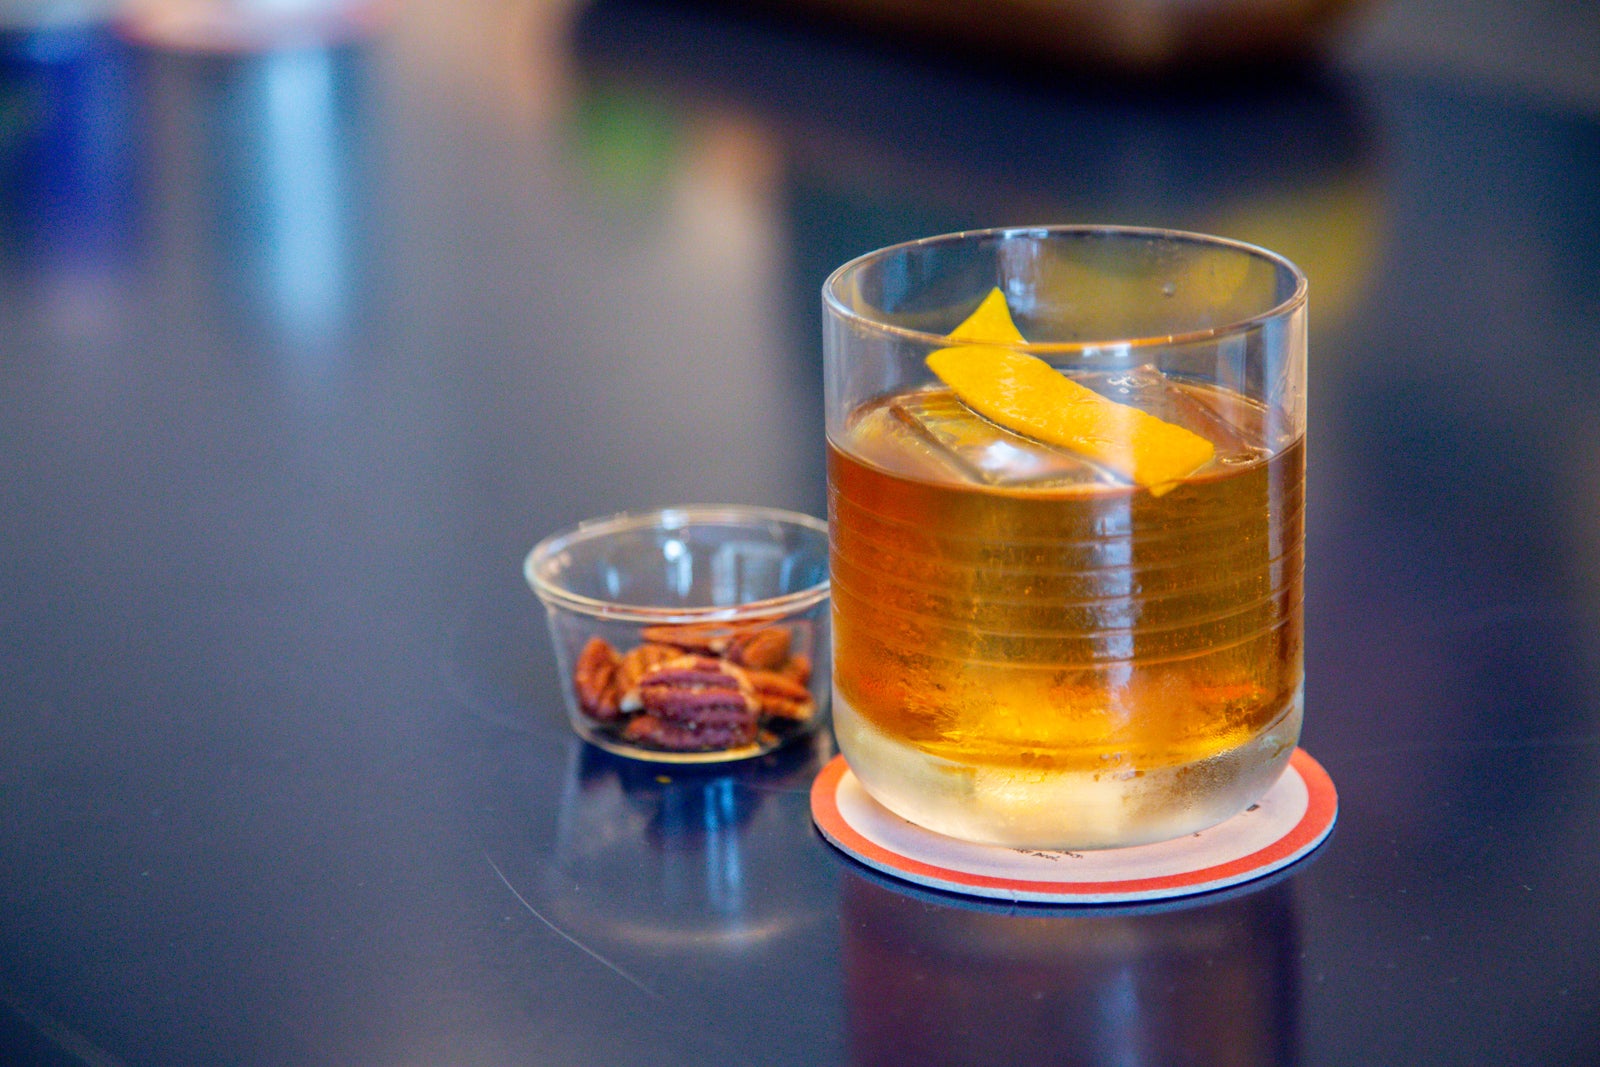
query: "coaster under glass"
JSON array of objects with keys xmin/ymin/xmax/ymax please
[{"xmin": 811, "ymin": 748, "xmax": 1336, "ymax": 904}]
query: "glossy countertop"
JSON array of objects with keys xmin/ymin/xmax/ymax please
[{"xmin": 2, "ymin": 1, "xmax": 1598, "ymax": 1063}]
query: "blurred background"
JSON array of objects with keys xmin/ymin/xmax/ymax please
[{"xmin": 3, "ymin": 0, "xmax": 1599, "ymax": 1063}]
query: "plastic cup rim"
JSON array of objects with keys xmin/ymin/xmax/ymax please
[{"xmin": 524, "ymin": 503, "xmax": 831, "ymax": 624}]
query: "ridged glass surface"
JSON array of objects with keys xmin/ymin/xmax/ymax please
[{"xmin": 828, "ymin": 376, "xmax": 1303, "ymax": 845}]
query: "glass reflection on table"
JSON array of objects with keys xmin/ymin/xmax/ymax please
[
  {"xmin": 545, "ymin": 735, "xmax": 831, "ymax": 952},
  {"xmin": 843, "ymin": 868, "xmax": 1301, "ymax": 1066}
]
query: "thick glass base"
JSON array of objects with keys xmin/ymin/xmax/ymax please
[{"xmin": 832, "ymin": 689, "xmax": 1302, "ymax": 850}]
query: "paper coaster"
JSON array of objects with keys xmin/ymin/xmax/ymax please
[{"xmin": 811, "ymin": 748, "xmax": 1336, "ymax": 904}]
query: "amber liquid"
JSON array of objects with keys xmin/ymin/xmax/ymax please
[{"xmin": 828, "ymin": 377, "xmax": 1303, "ymax": 848}]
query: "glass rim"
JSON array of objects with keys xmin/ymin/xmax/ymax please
[
  {"xmin": 524, "ymin": 504, "xmax": 831, "ymax": 624},
  {"xmin": 821, "ymin": 224, "xmax": 1309, "ymax": 352}
]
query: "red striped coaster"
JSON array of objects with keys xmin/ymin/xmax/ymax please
[{"xmin": 811, "ymin": 748, "xmax": 1336, "ymax": 904}]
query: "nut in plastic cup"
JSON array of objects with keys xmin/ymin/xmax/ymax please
[{"xmin": 525, "ymin": 505, "xmax": 831, "ymax": 763}]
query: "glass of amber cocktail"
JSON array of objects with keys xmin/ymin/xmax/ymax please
[{"xmin": 822, "ymin": 226, "xmax": 1307, "ymax": 850}]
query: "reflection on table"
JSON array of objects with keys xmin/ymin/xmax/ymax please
[
  {"xmin": 546, "ymin": 735, "xmax": 833, "ymax": 953},
  {"xmin": 844, "ymin": 869, "xmax": 1301, "ymax": 1066}
]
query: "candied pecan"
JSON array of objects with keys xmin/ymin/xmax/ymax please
[
  {"xmin": 621, "ymin": 714, "xmax": 665, "ymax": 745},
  {"xmin": 572, "ymin": 636, "xmax": 622, "ymax": 723},
  {"xmin": 622, "ymin": 712, "xmax": 756, "ymax": 752},
  {"xmin": 780, "ymin": 653, "xmax": 812, "ymax": 686},
  {"xmin": 746, "ymin": 668, "xmax": 815, "ymax": 722},
  {"xmin": 615, "ymin": 642, "xmax": 682, "ymax": 711},
  {"xmin": 639, "ymin": 623, "xmax": 737, "ymax": 655},
  {"xmin": 724, "ymin": 626, "xmax": 792, "ymax": 671},
  {"xmin": 640, "ymin": 652, "xmax": 758, "ymax": 716},
  {"xmin": 633, "ymin": 655, "xmax": 758, "ymax": 748}
]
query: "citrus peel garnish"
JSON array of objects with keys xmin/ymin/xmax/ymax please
[
  {"xmin": 947, "ymin": 286, "xmax": 1026, "ymax": 345},
  {"xmin": 927, "ymin": 288, "xmax": 1215, "ymax": 490}
]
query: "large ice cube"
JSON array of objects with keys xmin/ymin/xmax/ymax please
[
  {"xmin": 1087, "ymin": 365, "xmax": 1256, "ymax": 460},
  {"xmin": 857, "ymin": 369, "xmax": 1256, "ymax": 490},
  {"xmin": 889, "ymin": 391, "xmax": 1121, "ymax": 488}
]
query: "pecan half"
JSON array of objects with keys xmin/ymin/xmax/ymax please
[
  {"xmin": 638, "ymin": 655, "xmax": 758, "ymax": 721},
  {"xmin": 572, "ymin": 636, "xmax": 622, "ymax": 723},
  {"xmin": 746, "ymin": 668, "xmax": 815, "ymax": 722},
  {"xmin": 638, "ymin": 623, "xmax": 737, "ymax": 655},
  {"xmin": 780, "ymin": 653, "xmax": 812, "ymax": 687},
  {"xmin": 630, "ymin": 655, "xmax": 760, "ymax": 750},
  {"xmin": 621, "ymin": 712, "xmax": 756, "ymax": 752},
  {"xmin": 724, "ymin": 626, "xmax": 792, "ymax": 671},
  {"xmin": 615, "ymin": 642, "xmax": 682, "ymax": 711}
]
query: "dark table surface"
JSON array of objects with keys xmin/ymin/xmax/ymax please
[{"xmin": 3, "ymin": 0, "xmax": 1599, "ymax": 1063}]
